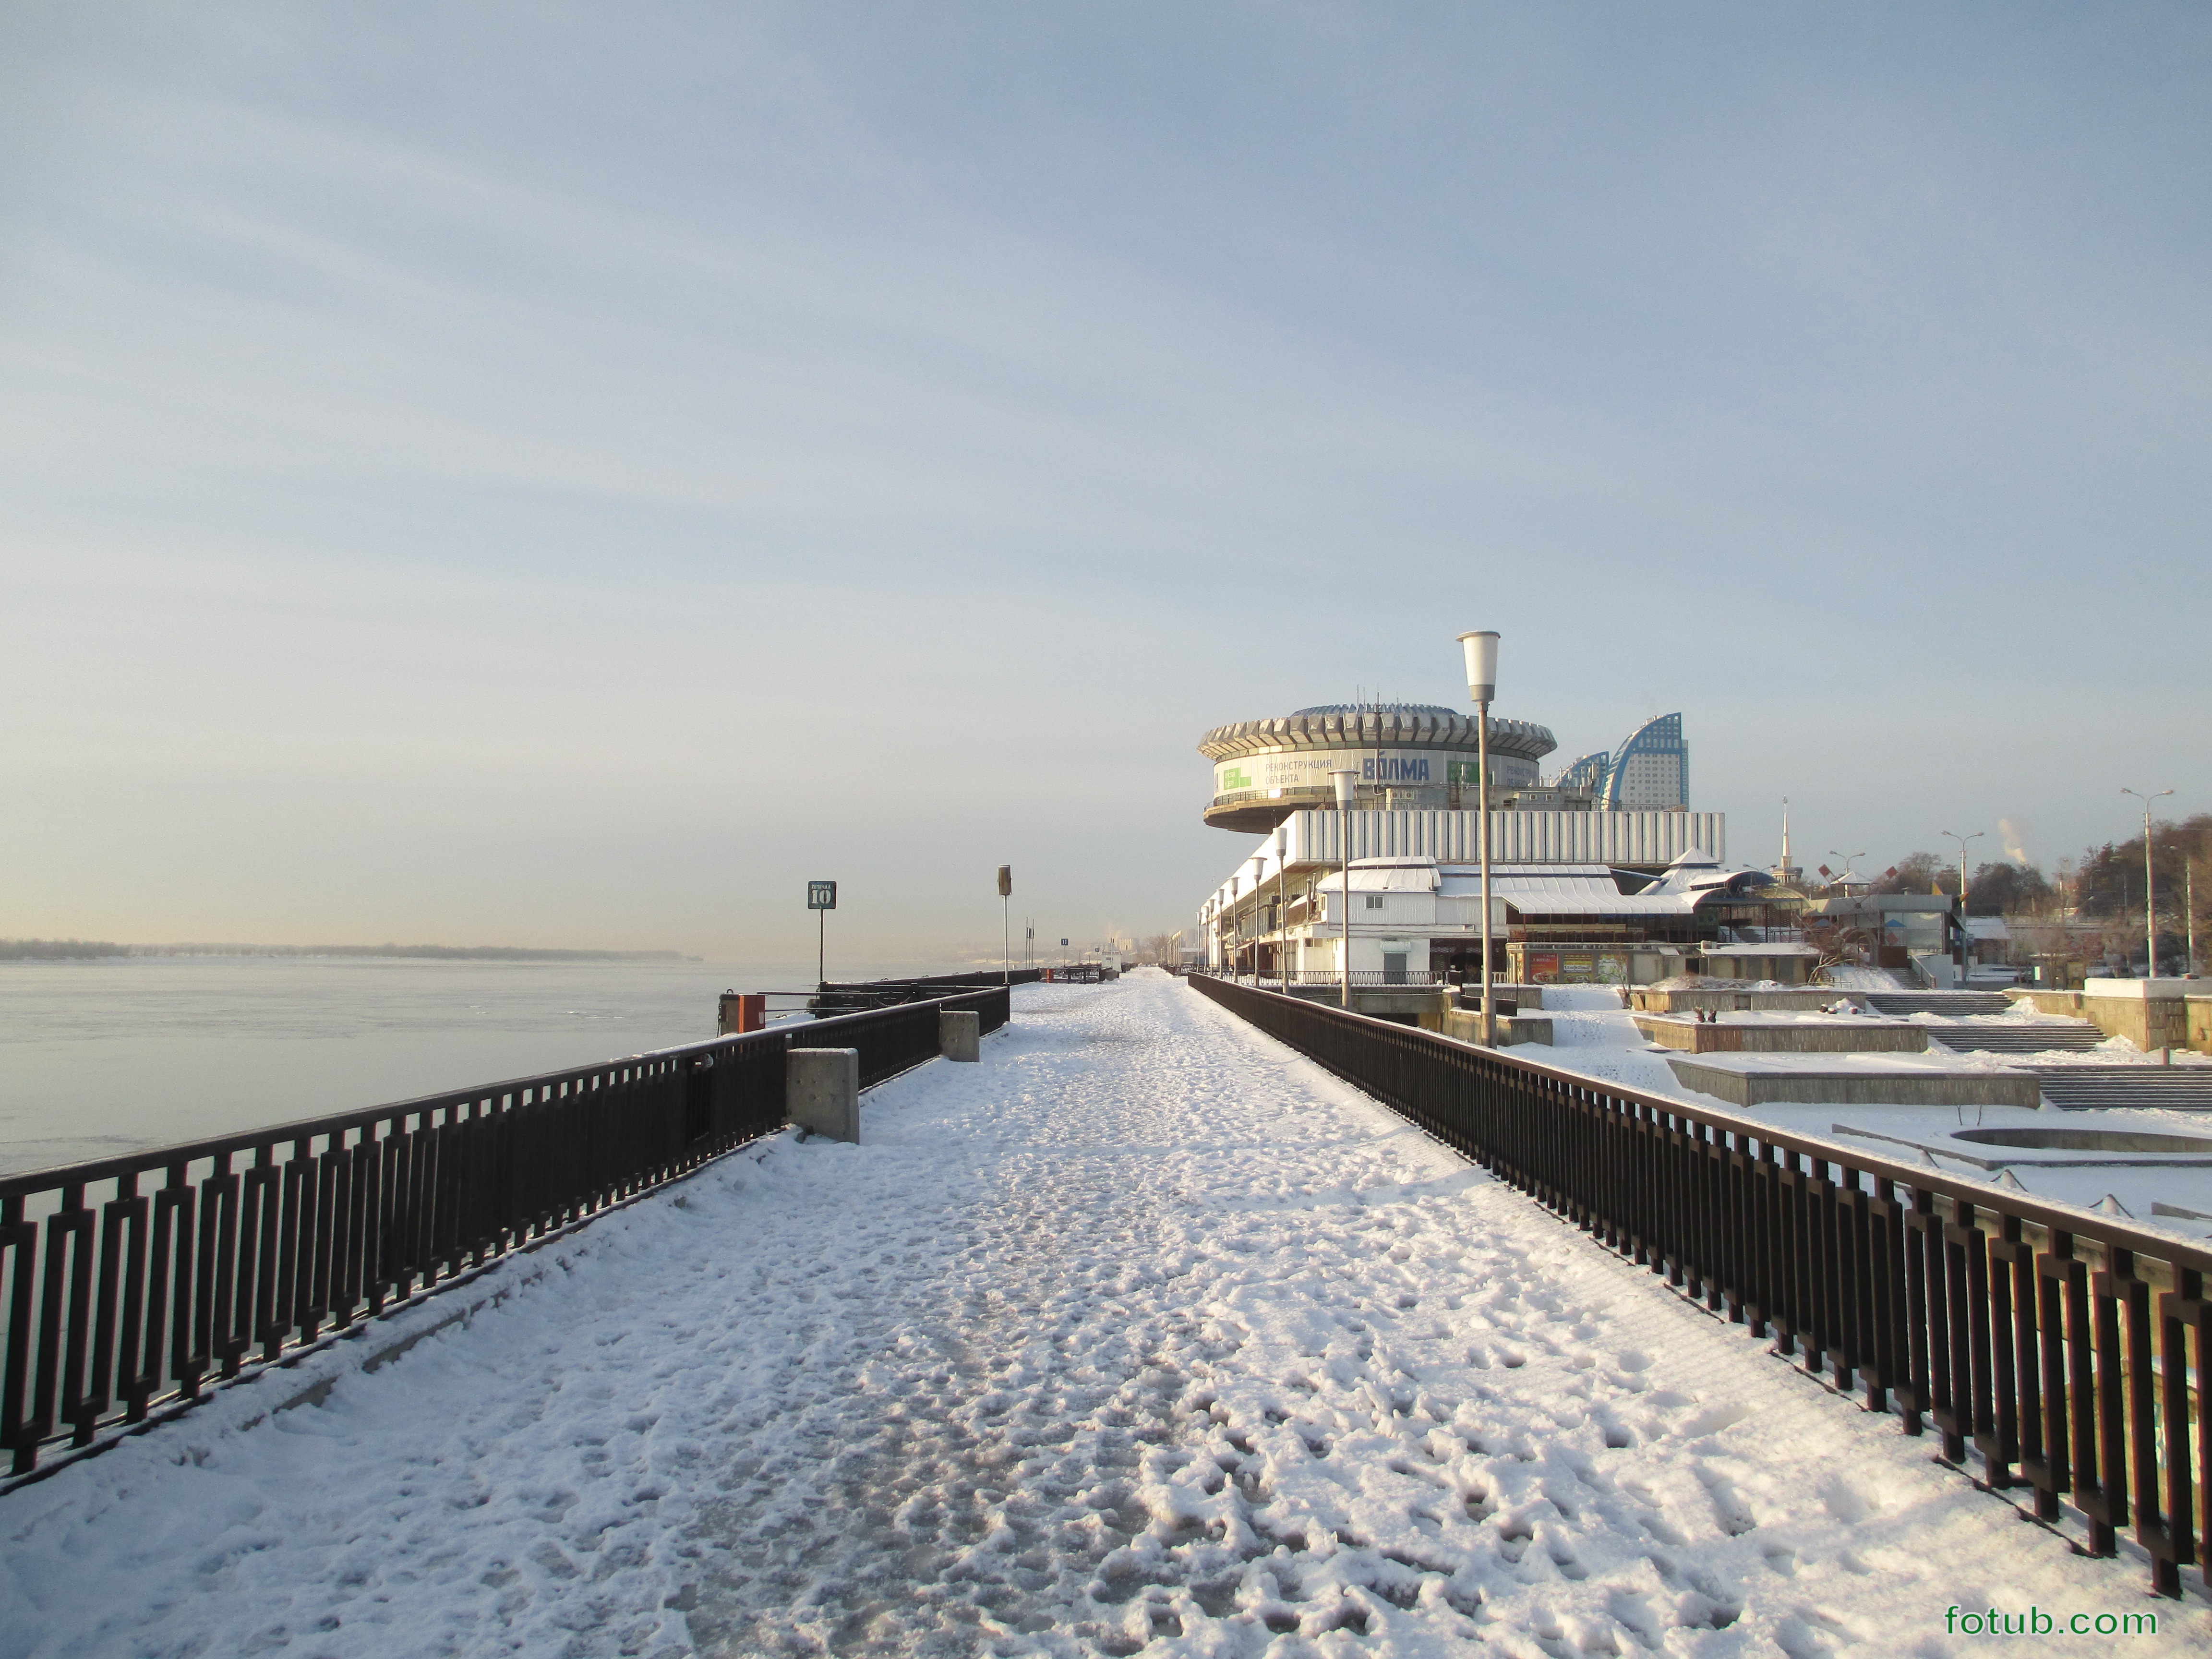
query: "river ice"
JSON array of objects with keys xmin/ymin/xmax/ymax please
[{"xmin": 1, "ymin": 972, "xmax": 2195, "ymax": 1656}]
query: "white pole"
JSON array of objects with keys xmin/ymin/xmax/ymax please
[
  {"xmin": 2189, "ymin": 863, "xmax": 2198, "ymax": 975},
  {"xmin": 1332, "ymin": 769, "xmax": 1358, "ymax": 1009},
  {"xmin": 1458, "ymin": 630, "xmax": 1501, "ymax": 1048},
  {"xmin": 997, "ymin": 865, "xmax": 1012, "ymax": 986},
  {"xmin": 1272, "ymin": 829, "xmax": 1286, "ymax": 991},
  {"xmin": 2146, "ymin": 807, "xmax": 2156, "ymax": 976},
  {"xmin": 1479, "ymin": 697, "xmax": 1493, "ymax": 1046}
]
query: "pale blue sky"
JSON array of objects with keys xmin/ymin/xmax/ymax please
[{"xmin": 2, "ymin": 3, "xmax": 2205, "ymax": 957}]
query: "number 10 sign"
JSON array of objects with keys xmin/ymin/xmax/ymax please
[{"xmin": 807, "ymin": 880, "xmax": 837, "ymax": 911}]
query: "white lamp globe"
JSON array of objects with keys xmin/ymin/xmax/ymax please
[{"xmin": 1457, "ymin": 630, "xmax": 1500, "ymax": 704}]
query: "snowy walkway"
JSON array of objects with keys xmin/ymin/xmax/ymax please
[{"xmin": 3, "ymin": 973, "xmax": 2197, "ymax": 1657}]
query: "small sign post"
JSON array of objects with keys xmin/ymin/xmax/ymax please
[{"xmin": 808, "ymin": 880, "xmax": 837, "ymax": 986}]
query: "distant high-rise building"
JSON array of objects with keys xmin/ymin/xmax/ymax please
[
  {"xmin": 1599, "ymin": 713, "xmax": 1688, "ymax": 810},
  {"xmin": 1553, "ymin": 750, "xmax": 1611, "ymax": 797}
]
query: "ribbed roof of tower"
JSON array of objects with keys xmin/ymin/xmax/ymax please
[{"xmin": 1197, "ymin": 707, "xmax": 1557, "ymax": 763}]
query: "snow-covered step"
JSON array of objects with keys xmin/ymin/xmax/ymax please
[
  {"xmin": 1923, "ymin": 1022, "xmax": 2107, "ymax": 1054},
  {"xmin": 1863, "ymin": 990, "xmax": 2016, "ymax": 1017},
  {"xmin": 2027, "ymin": 1066, "xmax": 2212, "ymax": 1111}
]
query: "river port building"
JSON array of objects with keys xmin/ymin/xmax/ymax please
[{"xmin": 1199, "ymin": 811, "xmax": 1741, "ymax": 980}]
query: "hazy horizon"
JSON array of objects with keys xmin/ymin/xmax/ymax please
[{"xmin": 5, "ymin": 4, "xmax": 2205, "ymax": 958}]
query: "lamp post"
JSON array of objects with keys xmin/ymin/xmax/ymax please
[
  {"xmin": 2188, "ymin": 862, "xmax": 2198, "ymax": 976},
  {"xmin": 2121, "ymin": 789, "xmax": 2174, "ymax": 976},
  {"xmin": 1458, "ymin": 630, "xmax": 1500, "ymax": 1046},
  {"xmin": 1941, "ymin": 830, "xmax": 1983, "ymax": 979},
  {"xmin": 1331, "ymin": 768, "xmax": 1358, "ymax": 1009},
  {"xmin": 998, "ymin": 865, "xmax": 1012, "ymax": 985},
  {"xmin": 1269, "ymin": 827, "xmax": 1288, "ymax": 991},
  {"xmin": 1828, "ymin": 851, "xmax": 1866, "ymax": 893}
]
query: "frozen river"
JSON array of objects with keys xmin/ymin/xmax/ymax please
[
  {"xmin": 0, "ymin": 954, "xmax": 947, "ymax": 1175},
  {"xmin": 3, "ymin": 973, "xmax": 2186, "ymax": 1657}
]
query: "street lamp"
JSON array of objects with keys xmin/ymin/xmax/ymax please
[
  {"xmin": 2189, "ymin": 862, "xmax": 2200, "ymax": 976},
  {"xmin": 1828, "ymin": 851, "xmax": 1866, "ymax": 893},
  {"xmin": 1332, "ymin": 768, "xmax": 1358, "ymax": 1009},
  {"xmin": 1269, "ymin": 827, "xmax": 1288, "ymax": 991},
  {"xmin": 2121, "ymin": 788, "xmax": 2174, "ymax": 977},
  {"xmin": 1458, "ymin": 630, "xmax": 1500, "ymax": 1046},
  {"xmin": 1227, "ymin": 877, "xmax": 1242, "ymax": 984},
  {"xmin": 1941, "ymin": 830, "xmax": 1983, "ymax": 979},
  {"xmin": 998, "ymin": 865, "xmax": 1012, "ymax": 986}
]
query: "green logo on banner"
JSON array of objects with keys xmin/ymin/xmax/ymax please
[{"xmin": 1223, "ymin": 767, "xmax": 1253, "ymax": 789}]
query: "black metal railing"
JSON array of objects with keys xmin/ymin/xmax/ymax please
[
  {"xmin": 1206, "ymin": 969, "xmax": 1451, "ymax": 987},
  {"xmin": 1189, "ymin": 974, "xmax": 2211, "ymax": 1599},
  {"xmin": 0, "ymin": 986, "xmax": 1009, "ymax": 1482},
  {"xmin": 812, "ymin": 969, "xmax": 1045, "ymax": 1013}
]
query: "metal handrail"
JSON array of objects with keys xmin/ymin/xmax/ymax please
[
  {"xmin": 0, "ymin": 987, "xmax": 1011, "ymax": 1481},
  {"xmin": 1193, "ymin": 967, "xmax": 1454, "ymax": 987},
  {"xmin": 1188, "ymin": 974, "xmax": 2212, "ymax": 1600}
]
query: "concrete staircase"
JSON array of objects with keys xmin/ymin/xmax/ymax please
[
  {"xmin": 2026, "ymin": 1067, "xmax": 2212, "ymax": 1112},
  {"xmin": 1863, "ymin": 991, "xmax": 2016, "ymax": 1017},
  {"xmin": 1923, "ymin": 1022, "xmax": 2107, "ymax": 1055}
]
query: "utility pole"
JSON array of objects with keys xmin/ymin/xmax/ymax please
[
  {"xmin": 998, "ymin": 865, "xmax": 1012, "ymax": 985},
  {"xmin": 1942, "ymin": 830, "xmax": 1983, "ymax": 982},
  {"xmin": 2121, "ymin": 789, "xmax": 2173, "ymax": 976},
  {"xmin": 2188, "ymin": 862, "xmax": 2198, "ymax": 976}
]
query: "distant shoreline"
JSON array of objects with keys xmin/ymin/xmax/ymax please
[{"xmin": 0, "ymin": 940, "xmax": 699, "ymax": 963}]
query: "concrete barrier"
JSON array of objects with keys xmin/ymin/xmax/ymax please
[
  {"xmin": 1632, "ymin": 1015, "xmax": 1930, "ymax": 1055},
  {"xmin": 1444, "ymin": 1010, "xmax": 1553, "ymax": 1046},
  {"xmin": 1629, "ymin": 986, "xmax": 1843, "ymax": 1014},
  {"xmin": 1665, "ymin": 1054, "xmax": 2040, "ymax": 1109},
  {"xmin": 2009, "ymin": 980, "xmax": 2211, "ymax": 1053},
  {"xmin": 939, "ymin": 1009, "xmax": 980, "ymax": 1062},
  {"xmin": 787, "ymin": 1048, "xmax": 860, "ymax": 1143}
]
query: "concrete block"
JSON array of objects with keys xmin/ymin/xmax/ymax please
[
  {"xmin": 787, "ymin": 1048, "xmax": 860, "ymax": 1143},
  {"xmin": 2084, "ymin": 978, "xmax": 2202, "ymax": 998},
  {"xmin": 1630, "ymin": 986, "xmax": 1841, "ymax": 1014},
  {"xmin": 1632, "ymin": 1015, "xmax": 1930, "ymax": 1055},
  {"xmin": 1664, "ymin": 1054, "xmax": 2040, "ymax": 1110},
  {"xmin": 939, "ymin": 1009, "xmax": 980, "ymax": 1062},
  {"xmin": 1443, "ymin": 1010, "xmax": 1553, "ymax": 1046}
]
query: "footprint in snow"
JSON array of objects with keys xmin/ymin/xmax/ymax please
[
  {"xmin": 1695, "ymin": 1467, "xmax": 1758, "ymax": 1536},
  {"xmin": 1676, "ymin": 1399, "xmax": 1753, "ymax": 1439}
]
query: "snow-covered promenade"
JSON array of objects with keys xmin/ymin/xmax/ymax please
[{"xmin": 3, "ymin": 973, "xmax": 2195, "ymax": 1657}]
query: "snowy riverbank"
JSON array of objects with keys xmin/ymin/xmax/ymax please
[
  {"xmin": 2, "ymin": 972, "xmax": 2195, "ymax": 1656},
  {"xmin": 1523, "ymin": 987, "xmax": 2212, "ymax": 1237}
]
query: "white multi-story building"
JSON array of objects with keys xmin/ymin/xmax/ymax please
[{"xmin": 1199, "ymin": 811, "xmax": 1747, "ymax": 983}]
